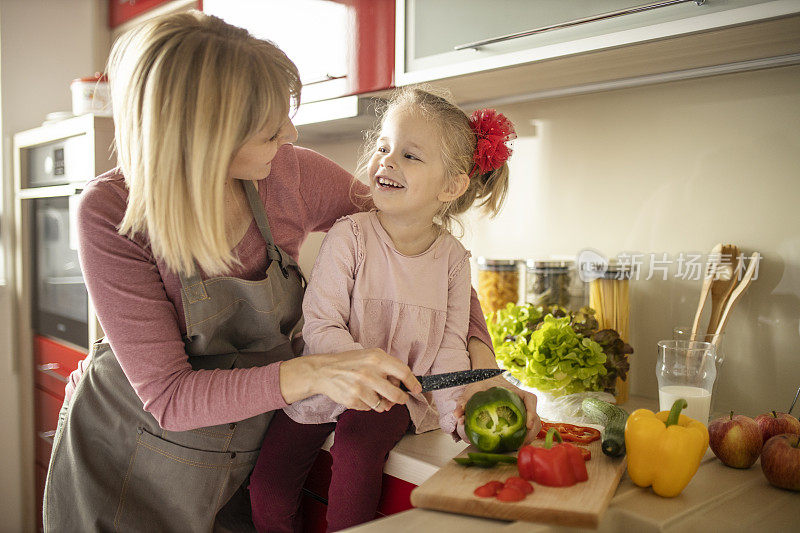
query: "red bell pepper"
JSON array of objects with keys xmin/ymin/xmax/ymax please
[
  {"xmin": 577, "ymin": 446, "xmax": 592, "ymax": 462},
  {"xmin": 537, "ymin": 421, "xmax": 601, "ymax": 444},
  {"xmin": 517, "ymin": 428, "xmax": 589, "ymax": 487}
]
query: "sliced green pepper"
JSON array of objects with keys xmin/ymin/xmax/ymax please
[
  {"xmin": 452, "ymin": 452, "xmax": 517, "ymax": 468},
  {"xmin": 453, "ymin": 457, "xmax": 496, "ymax": 468},
  {"xmin": 464, "ymin": 386, "xmax": 527, "ymax": 453},
  {"xmin": 468, "ymin": 452, "xmax": 517, "ymax": 464}
]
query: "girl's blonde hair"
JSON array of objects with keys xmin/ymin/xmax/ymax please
[
  {"xmin": 356, "ymin": 87, "xmax": 510, "ymax": 233},
  {"xmin": 109, "ymin": 11, "xmax": 301, "ymax": 276}
]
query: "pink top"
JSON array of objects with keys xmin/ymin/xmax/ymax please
[
  {"xmin": 283, "ymin": 212, "xmax": 471, "ymax": 434},
  {"xmin": 69, "ymin": 145, "xmax": 492, "ymax": 432}
]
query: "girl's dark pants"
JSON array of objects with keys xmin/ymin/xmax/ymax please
[{"xmin": 249, "ymin": 404, "xmax": 411, "ymax": 532}]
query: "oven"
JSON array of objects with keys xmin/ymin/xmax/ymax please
[{"xmin": 29, "ymin": 194, "xmax": 89, "ymax": 349}]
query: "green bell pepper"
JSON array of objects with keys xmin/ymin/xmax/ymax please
[
  {"xmin": 453, "ymin": 452, "xmax": 518, "ymax": 468},
  {"xmin": 464, "ymin": 386, "xmax": 527, "ymax": 453}
]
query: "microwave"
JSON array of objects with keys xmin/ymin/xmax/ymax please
[{"xmin": 25, "ymin": 134, "xmax": 92, "ymax": 188}]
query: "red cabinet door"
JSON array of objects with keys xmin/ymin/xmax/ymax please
[
  {"xmin": 34, "ymin": 387, "xmax": 63, "ymax": 469},
  {"xmin": 33, "ymin": 335, "xmax": 86, "ymax": 398},
  {"xmin": 109, "ymin": 0, "xmax": 203, "ymax": 28},
  {"xmin": 342, "ymin": 0, "xmax": 395, "ymax": 95}
]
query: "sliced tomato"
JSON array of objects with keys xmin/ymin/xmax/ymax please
[
  {"xmin": 473, "ymin": 480, "xmax": 504, "ymax": 498},
  {"xmin": 504, "ymin": 476, "xmax": 534, "ymax": 494},
  {"xmin": 496, "ymin": 486, "xmax": 525, "ymax": 502}
]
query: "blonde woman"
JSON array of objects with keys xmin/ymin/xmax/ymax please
[{"xmin": 43, "ymin": 11, "xmax": 537, "ymax": 531}]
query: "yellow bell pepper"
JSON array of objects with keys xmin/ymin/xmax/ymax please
[{"xmin": 624, "ymin": 399, "xmax": 709, "ymax": 497}]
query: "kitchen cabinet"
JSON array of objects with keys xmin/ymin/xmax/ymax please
[
  {"xmin": 109, "ymin": 0, "xmax": 201, "ymax": 28},
  {"xmin": 13, "ymin": 114, "xmax": 115, "ymax": 532},
  {"xmin": 396, "ymin": 0, "xmax": 800, "ymax": 104},
  {"xmin": 204, "ymin": 0, "xmax": 394, "ymax": 103}
]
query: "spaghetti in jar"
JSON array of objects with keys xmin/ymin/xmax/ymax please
[{"xmin": 589, "ymin": 263, "xmax": 632, "ymax": 403}]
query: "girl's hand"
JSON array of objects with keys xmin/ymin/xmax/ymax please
[
  {"xmin": 453, "ymin": 375, "xmax": 541, "ymax": 445},
  {"xmin": 280, "ymin": 348, "xmax": 421, "ymax": 412},
  {"xmin": 460, "ymin": 337, "xmax": 541, "ymax": 444}
]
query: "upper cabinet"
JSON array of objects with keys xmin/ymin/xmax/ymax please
[
  {"xmin": 204, "ymin": 0, "xmax": 394, "ymax": 103},
  {"xmin": 397, "ymin": 0, "xmax": 800, "ymax": 104},
  {"xmin": 109, "ymin": 0, "xmax": 200, "ymax": 30}
]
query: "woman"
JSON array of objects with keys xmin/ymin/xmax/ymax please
[{"xmin": 43, "ymin": 11, "xmax": 539, "ymax": 532}]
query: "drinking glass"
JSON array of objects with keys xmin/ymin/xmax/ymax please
[
  {"xmin": 673, "ymin": 326, "xmax": 724, "ymax": 418},
  {"xmin": 656, "ymin": 340, "xmax": 717, "ymax": 423}
]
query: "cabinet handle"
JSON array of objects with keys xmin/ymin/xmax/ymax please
[
  {"xmin": 38, "ymin": 430, "xmax": 57, "ymax": 445},
  {"xmin": 454, "ymin": 0, "xmax": 706, "ymax": 50},
  {"xmin": 304, "ymin": 74, "xmax": 348, "ymax": 86},
  {"xmin": 37, "ymin": 363, "xmax": 69, "ymax": 383}
]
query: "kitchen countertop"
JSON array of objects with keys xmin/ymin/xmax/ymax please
[
  {"xmin": 321, "ymin": 416, "xmax": 467, "ymax": 487},
  {"xmin": 334, "ymin": 395, "xmax": 800, "ymax": 532}
]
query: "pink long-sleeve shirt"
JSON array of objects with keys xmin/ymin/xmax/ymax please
[
  {"xmin": 69, "ymin": 145, "xmax": 492, "ymax": 431},
  {"xmin": 283, "ymin": 212, "xmax": 471, "ymax": 434}
]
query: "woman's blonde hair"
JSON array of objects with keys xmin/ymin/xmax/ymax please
[
  {"xmin": 356, "ymin": 87, "xmax": 510, "ymax": 233},
  {"xmin": 109, "ymin": 11, "xmax": 301, "ymax": 276}
]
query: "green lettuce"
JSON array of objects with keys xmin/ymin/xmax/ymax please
[{"xmin": 490, "ymin": 305, "xmax": 609, "ymax": 396}]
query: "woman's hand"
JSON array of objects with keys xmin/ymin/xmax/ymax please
[
  {"xmin": 456, "ymin": 337, "xmax": 541, "ymax": 445},
  {"xmin": 280, "ymin": 348, "xmax": 421, "ymax": 412}
]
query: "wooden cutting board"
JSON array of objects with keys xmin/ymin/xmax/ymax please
[{"xmin": 410, "ymin": 437, "xmax": 626, "ymax": 528}]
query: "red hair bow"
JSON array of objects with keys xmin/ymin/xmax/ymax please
[{"xmin": 469, "ymin": 109, "xmax": 516, "ymax": 177}]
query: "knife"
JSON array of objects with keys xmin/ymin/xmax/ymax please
[{"xmin": 401, "ymin": 368, "xmax": 506, "ymax": 392}]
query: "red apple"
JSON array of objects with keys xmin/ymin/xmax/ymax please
[
  {"xmin": 708, "ymin": 411, "xmax": 762, "ymax": 468},
  {"xmin": 754, "ymin": 411, "xmax": 800, "ymax": 443},
  {"xmin": 760, "ymin": 433, "xmax": 800, "ymax": 491}
]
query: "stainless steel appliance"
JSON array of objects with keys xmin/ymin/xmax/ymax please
[
  {"xmin": 14, "ymin": 114, "xmax": 115, "ymax": 531},
  {"xmin": 30, "ymin": 195, "xmax": 88, "ymax": 348}
]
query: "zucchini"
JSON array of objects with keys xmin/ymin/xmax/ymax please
[{"xmin": 581, "ymin": 397, "xmax": 628, "ymax": 457}]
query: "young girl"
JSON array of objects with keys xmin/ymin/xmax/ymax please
[{"xmin": 249, "ymin": 88, "xmax": 516, "ymax": 532}]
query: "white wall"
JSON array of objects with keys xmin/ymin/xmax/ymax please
[
  {"xmin": 0, "ymin": 0, "xmax": 108, "ymax": 529},
  {"xmin": 300, "ymin": 64, "xmax": 800, "ymax": 419}
]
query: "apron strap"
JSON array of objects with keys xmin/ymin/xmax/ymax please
[
  {"xmin": 178, "ymin": 269, "xmax": 209, "ymax": 304},
  {"xmin": 243, "ymin": 180, "xmax": 290, "ymax": 278},
  {"xmin": 178, "ymin": 179, "xmax": 297, "ymax": 301}
]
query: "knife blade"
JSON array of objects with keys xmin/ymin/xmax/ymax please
[{"xmin": 402, "ymin": 368, "xmax": 506, "ymax": 392}]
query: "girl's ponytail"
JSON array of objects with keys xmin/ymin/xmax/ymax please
[{"xmin": 473, "ymin": 162, "xmax": 510, "ymax": 218}]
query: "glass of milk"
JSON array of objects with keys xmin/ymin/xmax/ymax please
[
  {"xmin": 656, "ymin": 340, "xmax": 717, "ymax": 423},
  {"xmin": 672, "ymin": 326, "xmax": 724, "ymax": 418}
]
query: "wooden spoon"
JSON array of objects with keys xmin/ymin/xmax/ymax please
[
  {"xmin": 706, "ymin": 244, "xmax": 740, "ymax": 338},
  {"xmin": 711, "ymin": 252, "xmax": 761, "ymax": 348},
  {"xmin": 690, "ymin": 243, "xmax": 722, "ymax": 341}
]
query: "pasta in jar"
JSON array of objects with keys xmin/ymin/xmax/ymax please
[{"xmin": 477, "ymin": 258, "xmax": 520, "ymax": 314}]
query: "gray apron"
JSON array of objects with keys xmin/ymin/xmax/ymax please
[{"xmin": 43, "ymin": 180, "xmax": 305, "ymax": 532}]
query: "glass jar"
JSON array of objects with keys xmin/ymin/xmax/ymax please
[
  {"xmin": 525, "ymin": 260, "xmax": 574, "ymax": 308},
  {"xmin": 476, "ymin": 258, "xmax": 520, "ymax": 314},
  {"xmin": 588, "ymin": 263, "xmax": 632, "ymax": 403},
  {"xmin": 588, "ymin": 263, "xmax": 632, "ymax": 338}
]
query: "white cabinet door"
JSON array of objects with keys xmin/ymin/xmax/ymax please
[
  {"xmin": 204, "ymin": 0, "xmax": 351, "ymax": 101},
  {"xmin": 398, "ymin": 0, "xmax": 797, "ymax": 85}
]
